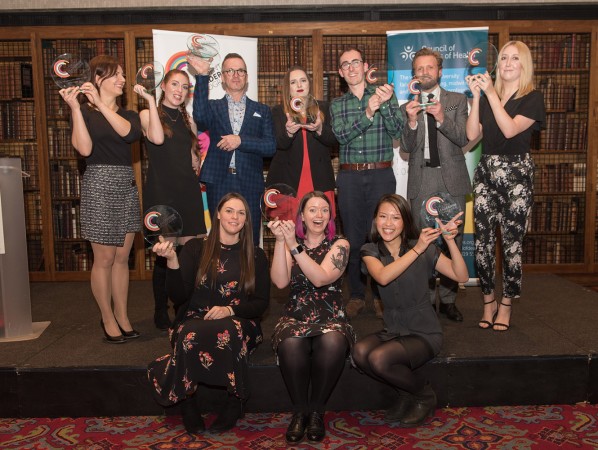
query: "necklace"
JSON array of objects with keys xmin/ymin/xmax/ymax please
[{"xmin": 162, "ymin": 107, "xmax": 180, "ymax": 123}]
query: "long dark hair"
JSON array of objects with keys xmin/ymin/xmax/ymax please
[
  {"xmin": 370, "ymin": 194, "xmax": 418, "ymax": 255},
  {"xmin": 157, "ymin": 69, "xmax": 197, "ymax": 154},
  {"xmin": 197, "ymin": 193, "xmax": 256, "ymax": 294},
  {"xmin": 294, "ymin": 191, "xmax": 335, "ymax": 241}
]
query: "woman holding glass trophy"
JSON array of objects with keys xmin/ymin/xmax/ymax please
[
  {"xmin": 58, "ymin": 55, "xmax": 142, "ymax": 344},
  {"xmin": 266, "ymin": 66, "xmax": 338, "ymax": 215},
  {"xmin": 134, "ymin": 69, "xmax": 207, "ymax": 330}
]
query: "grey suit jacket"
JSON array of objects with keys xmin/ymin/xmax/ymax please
[{"xmin": 399, "ymin": 88, "xmax": 471, "ymax": 200}]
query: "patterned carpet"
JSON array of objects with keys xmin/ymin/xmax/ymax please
[{"xmin": 1, "ymin": 403, "xmax": 597, "ymax": 449}]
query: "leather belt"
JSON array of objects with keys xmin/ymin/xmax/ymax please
[
  {"xmin": 228, "ymin": 167, "xmax": 237, "ymax": 174},
  {"xmin": 340, "ymin": 161, "xmax": 392, "ymax": 171}
]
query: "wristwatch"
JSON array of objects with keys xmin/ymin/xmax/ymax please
[{"xmin": 290, "ymin": 245, "xmax": 304, "ymax": 256}]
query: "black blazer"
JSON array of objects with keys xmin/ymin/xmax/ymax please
[{"xmin": 266, "ymin": 101, "xmax": 338, "ymax": 192}]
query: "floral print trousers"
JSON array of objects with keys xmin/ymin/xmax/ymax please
[{"xmin": 473, "ymin": 154, "xmax": 534, "ymax": 298}]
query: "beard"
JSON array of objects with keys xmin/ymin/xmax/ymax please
[{"xmin": 418, "ymin": 76, "xmax": 438, "ymax": 91}]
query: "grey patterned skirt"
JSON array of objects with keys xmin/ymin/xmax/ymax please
[{"xmin": 81, "ymin": 164, "xmax": 141, "ymax": 246}]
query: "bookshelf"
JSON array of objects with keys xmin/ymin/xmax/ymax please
[
  {"xmin": 513, "ymin": 33, "xmax": 591, "ymax": 266},
  {"xmin": 0, "ymin": 40, "xmax": 43, "ymax": 272},
  {"xmin": 0, "ymin": 20, "xmax": 595, "ymax": 280}
]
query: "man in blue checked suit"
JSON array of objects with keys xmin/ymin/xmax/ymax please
[{"xmin": 189, "ymin": 53, "xmax": 276, "ymax": 242}]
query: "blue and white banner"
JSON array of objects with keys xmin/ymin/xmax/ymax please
[{"xmin": 387, "ymin": 27, "xmax": 488, "ymax": 282}]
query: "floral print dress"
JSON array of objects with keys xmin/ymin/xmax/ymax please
[
  {"xmin": 148, "ymin": 238, "xmax": 270, "ymax": 405},
  {"xmin": 272, "ymin": 237, "xmax": 355, "ymax": 353}
]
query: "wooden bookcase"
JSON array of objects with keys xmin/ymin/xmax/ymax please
[{"xmin": 0, "ymin": 20, "xmax": 596, "ymax": 281}]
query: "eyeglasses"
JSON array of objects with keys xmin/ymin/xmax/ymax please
[
  {"xmin": 222, "ymin": 68, "xmax": 247, "ymax": 77},
  {"xmin": 340, "ymin": 59, "xmax": 363, "ymax": 71}
]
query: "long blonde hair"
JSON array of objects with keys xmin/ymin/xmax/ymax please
[{"xmin": 495, "ymin": 40, "xmax": 535, "ymax": 100}]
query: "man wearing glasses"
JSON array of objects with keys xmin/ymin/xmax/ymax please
[
  {"xmin": 331, "ymin": 46, "xmax": 404, "ymax": 318},
  {"xmin": 189, "ymin": 52, "xmax": 276, "ymax": 242}
]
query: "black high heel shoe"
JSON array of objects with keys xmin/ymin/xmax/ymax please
[
  {"xmin": 116, "ymin": 322, "xmax": 141, "ymax": 339},
  {"xmin": 100, "ymin": 320, "xmax": 126, "ymax": 344},
  {"xmin": 478, "ymin": 299, "xmax": 497, "ymax": 330}
]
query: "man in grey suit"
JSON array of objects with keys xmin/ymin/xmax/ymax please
[{"xmin": 400, "ymin": 47, "xmax": 470, "ymax": 322}]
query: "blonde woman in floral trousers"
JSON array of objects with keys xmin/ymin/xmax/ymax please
[{"xmin": 466, "ymin": 41, "xmax": 545, "ymax": 332}]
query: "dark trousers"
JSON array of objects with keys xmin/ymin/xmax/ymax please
[{"xmin": 337, "ymin": 167, "xmax": 396, "ymax": 300}]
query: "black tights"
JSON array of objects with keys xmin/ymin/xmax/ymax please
[
  {"xmin": 351, "ymin": 334, "xmax": 430, "ymax": 394},
  {"xmin": 277, "ymin": 332, "xmax": 348, "ymax": 414}
]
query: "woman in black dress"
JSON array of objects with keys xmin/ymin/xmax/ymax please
[
  {"xmin": 268, "ymin": 191, "xmax": 353, "ymax": 444},
  {"xmin": 135, "ymin": 69, "xmax": 207, "ymax": 330},
  {"xmin": 353, "ymin": 194, "xmax": 467, "ymax": 427},
  {"xmin": 59, "ymin": 55, "xmax": 142, "ymax": 344},
  {"xmin": 148, "ymin": 192, "xmax": 270, "ymax": 434}
]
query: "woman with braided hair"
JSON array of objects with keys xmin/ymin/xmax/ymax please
[{"xmin": 135, "ymin": 69, "xmax": 207, "ymax": 330}]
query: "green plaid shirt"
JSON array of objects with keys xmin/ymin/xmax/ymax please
[{"xmin": 330, "ymin": 84, "xmax": 404, "ymax": 164}]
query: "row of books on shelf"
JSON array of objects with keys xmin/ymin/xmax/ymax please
[
  {"xmin": 527, "ymin": 197, "xmax": 580, "ymax": 233},
  {"xmin": 42, "ymin": 39, "xmax": 125, "ymax": 67},
  {"xmin": 322, "ymin": 41, "xmax": 386, "ymax": 72},
  {"xmin": 48, "ymin": 124, "xmax": 76, "ymax": 157},
  {"xmin": 53, "ymin": 200, "xmax": 81, "ymax": 239},
  {"xmin": 533, "ymin": 114, "xmax": 587, "ymax": 151},
  {"xmin": 527, "ymin": 34, "xmax": 590, "ymax": 70},
  {"xmin": 0, "ymin": 101, "xmax": 35, "ymax": 140},
  {"xmin": 537, "ymin": 78, "xmax": 575, "ymax": 111},
  {"xmin": 535, "ymin": 162, "xmax": 585, "ymax": 193},
  {"xmin": 26, "ymin": 237, "xmax": 44, "ymax": 272},
  {"xmin": 24, "ymin": 193, "xmax": 42, "ymax": 233},
  {"xmin": 0, "ymin": 41, "xmax": 31, "ymax": 59},
  {"xmin": 0, "ymin": 62, "xmax": 33, "ymax": 100},
  {"xmin": 54, "ymin": 242, "xmax": 91, "ymax": 271},
  {"xmin": 258, "ymin": 38, "xmax": 311, "ymax": 72},
  {"xmin": 50, "ymin": 161, "xmax": 82, "ymax": 197},
  {"xmin": 524, "ymin": 236, "xmax": 580, "ymax": 265}
]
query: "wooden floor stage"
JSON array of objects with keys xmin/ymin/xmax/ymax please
[{"xmin": 0, "ymin": 273, "xmax": 596, "ymax": 417}]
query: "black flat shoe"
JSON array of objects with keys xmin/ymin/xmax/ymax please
[
  {"xmin": 439, "ymin": 303, "xmax": 463, "ymax": 322},
  {"xmin": 181, "ymin": 397, "xmax": 205, "ymax": 434},
  {"xmin": 306, "ymin": 411, "xmax": 325, "ymax": 442},
  {"xmin": 100, "ymin": 320, "xmax": 126, "ymax": 344},
  {"xmin": 285, "ymin": 412, "xmax": 307, "ymax": 443},
  {"xmin": 209, "ymin": 394, "xmax": 244, "ymax": 433}
]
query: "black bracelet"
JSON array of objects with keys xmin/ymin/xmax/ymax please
[
  {"xmin": 412, "ymin": 248, "xmax": 421, "ymax": 256},
  {"xmin": 290, "ymin": 245, "xmax": 304, "ymax": 256}
]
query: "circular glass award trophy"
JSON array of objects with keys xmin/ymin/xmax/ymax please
[
  {"xmin": 420, "ymin": 192, "xmax": 462, "ymax": 233},
  {"xmin": 290, "ymin": 94, "xmax": 319, "ymax": 124},
  {"xmin": 262, "ymin": 184, "xmax": 298, "ymax": 224},
  {"xmin": 365, "ymin": 62, "xmax": 395, "ymax": 86},
  {"xmin": 465, "ymin": 41, "xmax": 499, "ymax": 78},
  {"xmin": 186, "ymin": 34, "xmax": 222, "ymax": 71},
  {"xmin": 51, "ymin": 53, "xmax": 90, "ymax": 89},
  {"xmin": 143, "ymin": 205, "xmax": 184, "ymax": 245},
  {"xmin": 135, "ymin": 61, "xmax": 165, "ymax": 93}
]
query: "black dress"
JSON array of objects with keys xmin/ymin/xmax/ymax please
[
  {"xmin": 142, "ymin": 106, "xmax": 206, "ymax": 236},
  {"xmin": 272, "ymin": 237, "xmax": 355, "ymax": 353},
  {"xmin": 147, "ymin": 238, "xmax": 270, "ymax": 403}
]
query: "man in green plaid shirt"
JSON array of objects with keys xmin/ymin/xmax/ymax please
[{"xmin": 331, "ymin": 46, "xmax": 404, "ymax": 318}]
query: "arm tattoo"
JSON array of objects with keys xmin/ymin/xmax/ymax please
[{"xmin": 330, "ymin": 244, "xmax": 349, "ymax": 271}]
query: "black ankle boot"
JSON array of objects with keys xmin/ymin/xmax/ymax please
[
  {"xmin": 384, "ymin": 390, "xmax": 413, "ymax": 422},
  {"xmin": 399, "ymin": 383, "xmax": 437, "ymax": 428},
  {"xmin": 305, "ymin": 411, "xmax": 325, "ymax": 442},
  {"xmin": 209, "ymin": 394, "xmax": 244, "ymax": 433},
  {"xmin": 181, "ymin": 397, "xmax": 205, "ymax": 434},
  {"xmin": 285, "ymin": 412, "xmax": 307, "ymax": 443}
]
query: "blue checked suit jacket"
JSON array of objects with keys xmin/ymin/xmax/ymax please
[{"xmin": 193, "ymin": 75, "xmax": 276, "ymax": 197}]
